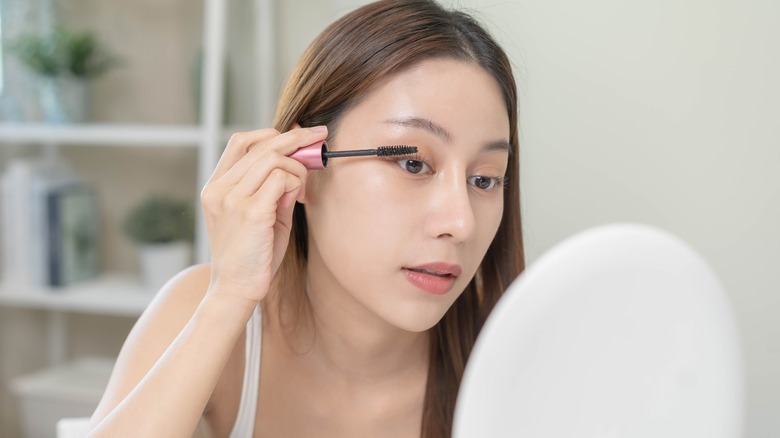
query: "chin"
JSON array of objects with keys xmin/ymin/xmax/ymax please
[
  {"xmin": 382, "ymin": 300, "xmax": 453, "ymax": 333},
  {"xmin": 394, "ymin": 319, "xmax": 440, "ymax": 333},
  {"xmin": 377, "ymin": 281, "xmax": 473, "ymax": 333}
]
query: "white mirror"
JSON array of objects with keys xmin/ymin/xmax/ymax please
[{"xmin": 454, "ymin": 223, "xmax": 744, "ymax": 437}]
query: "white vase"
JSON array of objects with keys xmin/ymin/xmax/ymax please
[
  {"xmin": 138, "ymin": 241, "xmax": 193, "ymax": 292},
  {"xmin": 39, "ymin": 75, "xmax": 91, "ymax": 124}
]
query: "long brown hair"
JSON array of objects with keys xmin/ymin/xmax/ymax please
[{"xmin": 271, "ymin": 0, "xmax": 525, "ymax": 435}]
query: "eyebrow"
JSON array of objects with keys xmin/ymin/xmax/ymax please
[{"xmin": 381, "ymin": 116, "xmax": 511, "ymax": 154}]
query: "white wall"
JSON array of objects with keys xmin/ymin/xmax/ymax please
[
  {"xmin": 465, "ymin": 0, "xmax": 778, "ymax": 436},
  {"xmin": 279, "ymin": 0, "xmax": 779, "ymax": 435}
]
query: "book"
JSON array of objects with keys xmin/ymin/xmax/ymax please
[
  {"xmin": 0, "ymin": 158, "xmax": 73, "ymax": 286},
  {"xmin": 0, "ymin": 159, "xmax": 35, "ymax": 286},
  {"xmin": 45, "ymin": 184, "xmax": 100, "ymax": 287},
  {"xmin": 29, "ymin": 170, "xmax": 81, "ymax": 287},
  {"xmin": 0, "ymin": 157, "xmax": 100, "ymax": 288}
]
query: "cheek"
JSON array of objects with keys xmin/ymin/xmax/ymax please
[
  {"xmin": 483, "ymin": 202, "xmax": 504, "ymax": 251},
  {"xmin": 482, "ymin": 196, "xmax": 504, "ymax": 236},
  {"xmin": 308, "ymin": 165, "xmax": 418, "ymax": 266},
  {"xmin": 466, "ymin": 196, "xmax": 504, "ymax": 269}
]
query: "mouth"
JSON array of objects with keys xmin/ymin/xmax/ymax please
[
  {"xmin": 406, "ymin": 262, "xmax": 462, "ymax": 277},
  {"xmin": 406, "ymin": 267, "xmax": 455, "ymax": 278},
  {"xmin": 403, "ymin": 263, "xmax": 462, "ymax": 295}
]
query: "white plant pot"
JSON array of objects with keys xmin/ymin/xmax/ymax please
[
  {"xmin": 138, "ymin": 241, "xmax": 193, "ymax": 292},
  {"xmin": 39, "ymin": 75, "xmax": 91, "ymax": 124}
]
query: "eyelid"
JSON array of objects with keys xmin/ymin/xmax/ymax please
[{"xmin": 398, "ymin": 152, "xmax": 427, "ymax": 162}]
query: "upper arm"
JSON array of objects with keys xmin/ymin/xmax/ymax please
[{"xmin": 88, "ymin": 263, "xmax": 213, "ymax": 426}]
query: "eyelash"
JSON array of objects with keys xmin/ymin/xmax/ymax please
[{"xmin": 393, "ymin": 153, "xmax": 508, "ymax": 191}]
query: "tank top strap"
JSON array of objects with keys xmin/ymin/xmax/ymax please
[{"xmin": 229, "ymin": 303, "xmax": 262, "ymax": 438}]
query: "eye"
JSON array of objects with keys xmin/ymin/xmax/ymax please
[
  {"xmin": 397, "ymin": 157, "xmax": 431, "ymax": 175},
  {"xmin": 468, "ymin": 175, "xmax": 505, "ymax": 191}
]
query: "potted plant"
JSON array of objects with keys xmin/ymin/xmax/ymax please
[
  {"xmin": 122, "ymin": 195, "xmax": 195, "ymax": 291},
  {"xmin": 10, "ymin": 28, "xmax": 117, "ymax": 123}
]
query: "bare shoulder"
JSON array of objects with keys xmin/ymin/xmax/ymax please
[
  {"xmin": 132, "ymin": 263, "xmax": 213, "ymax": 335},
  {"xmin": 90, "ymin": 263, "xmax": 214, "ymax": 423}
]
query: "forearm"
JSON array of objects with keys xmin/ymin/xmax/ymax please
[{"xmin": 86, "ymin": 292, "xmax": 256, "ymax": 438}]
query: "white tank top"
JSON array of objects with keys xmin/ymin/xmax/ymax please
[{"xmin": 228, "ymin": 304, "xmax": 262, "ymax": 438}]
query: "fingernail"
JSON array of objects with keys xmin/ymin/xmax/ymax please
[{"xmin": 310, "ymin": 125, "xmax": 327, "ymax": 133}]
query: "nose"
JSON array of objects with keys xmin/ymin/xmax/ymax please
[{"xmin": 423, "ymin": 171, "xmax": 476, "ymax": 243}]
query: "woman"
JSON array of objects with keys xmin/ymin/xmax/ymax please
[{"xmin": 86, "ymin": 0, "xmax": 524, "ymax": 436}]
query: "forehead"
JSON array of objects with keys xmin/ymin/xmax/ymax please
[{"xmin": 337, "ymin": 58, "xmax": 510, "ymax": 144}]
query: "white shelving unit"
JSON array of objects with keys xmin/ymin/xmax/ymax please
[
  {"xmin": 0, "ymin": 0, "xmax": 285, "ymax": 370},
  {"xmin": 0, "ymin": 274, "xmax": 157, "ymax": 364},
  {"xmin": 0, "ymin": 275, "xmax": 154, "ymax": 317},
  {"xmin": 0, "ymin": 123, "xmax": 203, "ymax": 147},
  {"xmin": 0, "ymin": 0, "xmax": 277, "ymax": 351},
  {"xmin": 0, "ymin": 2, "xmax": 279, "ymax": 436}
]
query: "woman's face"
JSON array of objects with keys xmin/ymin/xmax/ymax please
[{"xmin": 303, "ymin": 58, "xmax": 510, "ymax": 332}]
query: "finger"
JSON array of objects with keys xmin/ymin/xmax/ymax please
[
  {"xmin": 233, "ymin": 154, "xmax": 308, "ymax": 199},
  {"xmin": 211, "ymin": 128, "xmax": 280, "ymax": 182},
  {"xmin": 216, "ymin": 126, "xmax": 327, "ymax": 187},
  {"xmin": 278, "ymin": 186, "xmax": 302, "ymax": 211},
  {"xmin": 249, "ymin": 125, "xmax": 328, "ymax": 157},
  {"xmin": 202, "ymin": 154, "xmax": 306, "ymax": 221},
  {"xmin": 247, "ymin": 169, "xmax": 303, "ymax": 217}
]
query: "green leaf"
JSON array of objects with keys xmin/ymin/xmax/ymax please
[
  {"xmin": 122, "ymin": 195, "xmax": 195, "ymax": 244},
  {"xmin": 9, "ymin": 28, "xmax": 118, "ymax": 78}
]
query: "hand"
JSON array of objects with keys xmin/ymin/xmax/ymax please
[{"xmin": 200, "ymin": 126, "xmax": 327, "ymax": 305}]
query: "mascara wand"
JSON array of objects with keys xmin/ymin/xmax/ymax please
[{"xmin": 289, "ymin": 141, "xmax": 417, "ymax": 170}]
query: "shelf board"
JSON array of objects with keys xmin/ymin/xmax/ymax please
[
  {"xmin": 0, "ymin": 123, "xmax": 203, "ymax": 147},
  {"xmin": 0, "ymin": 274, "xmax": 156, "ymax": 317}
]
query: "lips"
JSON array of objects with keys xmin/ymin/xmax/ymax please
[
  {"xmin": 406, "ymin": 262, "xmax": 462, "ymax": 277},
  {"xmin": 403, "ymin": 262, "xmax": 462, "ymax": 295}
]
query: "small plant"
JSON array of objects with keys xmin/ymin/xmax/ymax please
[
  {"xmin": 122, "ymin": 195, "xmax": 195, "ymax": 244},
  {"xmin": 11, "ymin": 28, "xmax": 117, "ymax": 78}
]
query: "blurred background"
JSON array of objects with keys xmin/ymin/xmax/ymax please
[{"xmin": 0, "ymin": 0, "xmax": 776, "ymax": 437}]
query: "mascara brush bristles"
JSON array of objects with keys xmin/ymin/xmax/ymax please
[
  {"xmin": 323, "ymin": 145, "xmax": 417, "ymax": 159},
  {"xmin": 376, "ymin": 145, "xmax": 418, "ymax": 156}
]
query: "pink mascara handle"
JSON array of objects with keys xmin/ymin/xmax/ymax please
[{"xmin": 288, "ymin": 141, "xmax": 326, "ymax": 170}]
